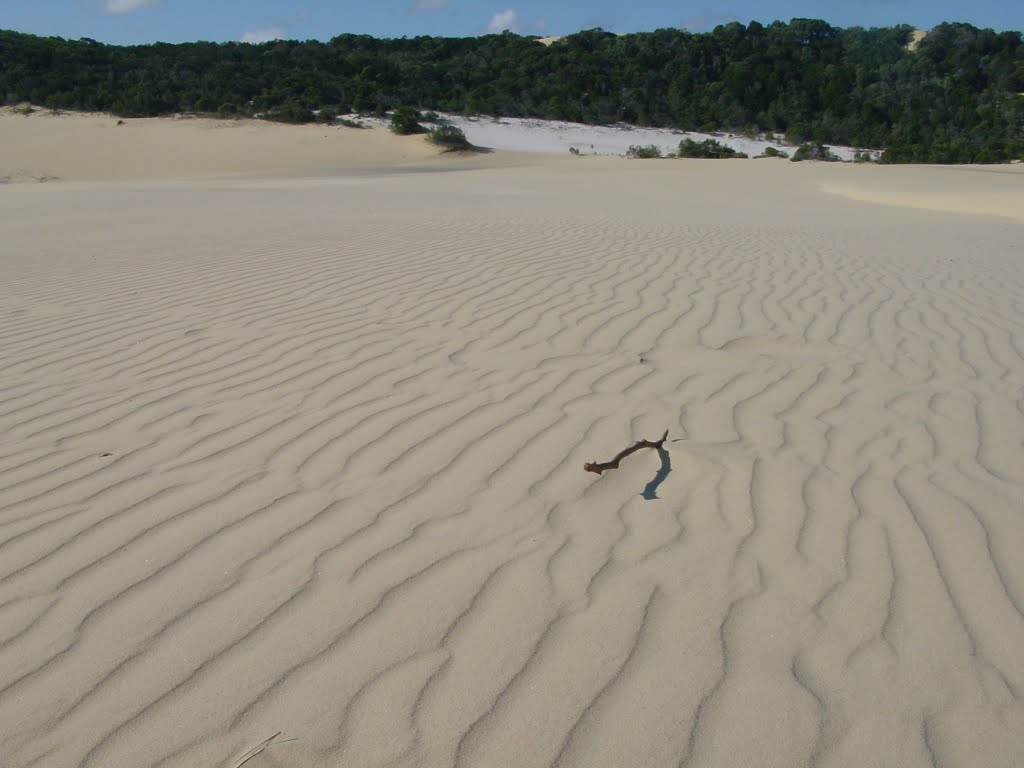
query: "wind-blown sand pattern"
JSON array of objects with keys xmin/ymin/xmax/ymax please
[{"xmin": 1, "ymin": 118, "xmax": 1024, "ymax": 768}]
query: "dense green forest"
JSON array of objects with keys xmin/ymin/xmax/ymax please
[{"xmin": 2, "ymin": 20, "xmax": 1023, "ymax": 162}]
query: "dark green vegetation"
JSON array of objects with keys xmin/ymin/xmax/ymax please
[
  {"xmin": 428, "ymin": 125, "xmax": 473, "ymax": 151},
  {"xmin": 390, "ymin": 106, "xmax": 428, "ymax": 134},
  {"xmin": 2, "ymin": 20, "xmax": 1023, "ymax": 162},
  {"xmin": 626, "ymin": 144, "xmax": 663, "ymax": 158},
  {"xmin": 627, "ymin": 139, "xmax": 749, "ymax": 160},
  {"xmin": 677, "ymin": 138, "xmax": 748, "ymax": 158},
  {"xmin": 791, "ymin": 142, "xmax": 842, "ymax": 161},
  {"xmin": 390, "ymin": 109, "xmax": 475, "ymax": 151}
]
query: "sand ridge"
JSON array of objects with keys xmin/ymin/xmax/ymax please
[
  {"xmin": 820, "ymin": 166, "xmax": 1024, "ymax": 222},
  {"xmin": 1, "ymin": 118, "xmax": 1024, "ymax": 768},
  {"xmin": 0, "ymin": 107, "xmax": 441, "ymax": 181}
]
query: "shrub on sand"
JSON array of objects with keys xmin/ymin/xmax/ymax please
[
  {"xmin": 627, "ymin": 144, "xmax": 663, "ymax": 159},
  {"xmin": 678, "ymin": 138, "xmax": 747, "ymax": 158},
  {"xmin": 264, "ymin": 102, "xmax": 315, "ymax": 123},
  {"xmin": 315, "ymin": 107, "xmax": 337, "ymax": 124},
  {"xmin": 791, "ymin": 142, "xmax": 841, "ymax": 162},
  {"xmin": 429, "ymin": 125, "xmax": 474, "ymax": 151},
  {"xmin": 390, "ymin": 106, "xmax": 427, "ymax": 135}
]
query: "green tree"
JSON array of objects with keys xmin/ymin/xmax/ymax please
[{"xmin": 1, "ymin": 22, "xmax": 1022, "ymax": 162}]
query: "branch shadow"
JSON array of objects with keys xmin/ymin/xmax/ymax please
[{"xmin": 641, "ymin": 446, "xmax": 672, "ymax": 500}]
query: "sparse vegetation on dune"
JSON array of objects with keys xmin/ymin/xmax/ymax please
[
  {"xmin": 791, "ymin": 142, "xmax": 842, "ymax": 162},
  {"xmin": 626, "ymin": 144, "xmax": 663, "ymax": 159},
  {"xmin": 677, "ymin": 138, "xmax": 748, "ymax": 159}
]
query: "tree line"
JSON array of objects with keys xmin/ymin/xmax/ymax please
[{"xmin": 2, "ymin": 19, "xmax": 1022, "ymax": 162}]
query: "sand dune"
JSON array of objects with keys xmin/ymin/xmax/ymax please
[
  {"xmin": 1, "ymin": 116, "xmax": 1023, "ymax": 768},
  {"xmin": 0, "ymin": 107, "xmax": 440, "ymax": 181},
  {"xmin": 822, "ymin": 166, "xmax": 1024, "ymax": 222}
]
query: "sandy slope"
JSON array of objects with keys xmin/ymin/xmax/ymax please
[
  {"xmin": 1, "ymin": 118, "xmax": 1024, "ymax": 768},
  {"xmin": 0, "ymin": 107, "xmax": 439, "ymax": 181},
  {"xmin": 822, "ymin": 165, "xmax": 1024, "ymax": 222}
]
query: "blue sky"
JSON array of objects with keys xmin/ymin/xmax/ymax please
[{"xmin": 2, "ymin": 0, "xmax": 1022, "ymax": 45}]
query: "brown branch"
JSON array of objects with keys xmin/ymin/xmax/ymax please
[
  {"xmin": 584, "ymin": 430, "xmax": 670, "ymax": 475},
  {"xmin": 234, "ymin": 732, "xmax": 282, "ymax": 768}
]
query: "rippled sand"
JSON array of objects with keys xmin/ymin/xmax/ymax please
[{"xmin": 2, "ymin": 114, "xmax": 1023, "ymax": 768}]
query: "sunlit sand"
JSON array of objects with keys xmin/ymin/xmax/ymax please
[{"xmin": 2, "ymin": 108, "xmax": 1023, "ymax": 768}]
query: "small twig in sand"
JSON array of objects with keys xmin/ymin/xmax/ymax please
[
  {"xmin": 584, "ymin": 430, "xmax": 670, "ymax": 475},
  {"xmin": 234, "ymin": 732, "xmax": 282, "ymax": 768}
]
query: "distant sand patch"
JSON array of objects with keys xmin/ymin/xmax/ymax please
[{"xmin": 906, "ymin": 29, "xmax": 927, "ymax": 51}]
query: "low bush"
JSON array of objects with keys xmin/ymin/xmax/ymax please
[
  {"xmin": 315, "ymin": 107, "xmax": 337, "ymax": 124},
  {"xmin": 264, "ymin": 102, "xmax": 315, "ymax": 123},
  {"xmin": 759, "ymin": 146, "xmax": 789, "ymax": 158},
  {"xmin": 791, "ymin": 142, "xmax": 841, "ymax": 162},
  {"xmin": 678, "ymin": 138, "xmax": 746, "ymax": 158},
  {"xmin": 429, "ymin": 125, "xmax": 473, "ymax": 151},
  {"xmin": 390, "ymin": 106, "xmax": 427, "ymax": 135},
  {"xmin": 627, "ymin": 144, "xmax": 663, "ymax": 158}
]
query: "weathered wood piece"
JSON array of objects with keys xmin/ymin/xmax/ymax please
[
  {"xmin": 584, "ymin": 430, "xmax": 670, "ymax": 475},
  {"xmin": 234, "ymin": 732, "xmax": 282, "ymax": 768}
]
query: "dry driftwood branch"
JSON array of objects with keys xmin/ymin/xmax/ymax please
[
  {"xmin": 234, "ymin": 732, "xmax": 282, "ymax": 768},
  {"xmin": 584, "ymin": 430, "xmax": 670, "ymax": 475}
]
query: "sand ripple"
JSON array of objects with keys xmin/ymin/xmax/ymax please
[{"xmin": 1, "ymin": 163, "xmax": 1022, "ymax": 768}]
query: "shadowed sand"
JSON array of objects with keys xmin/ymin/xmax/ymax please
[{"xmin": 1, "ymin": 111, "xmax": 1023, "ymax": 768}]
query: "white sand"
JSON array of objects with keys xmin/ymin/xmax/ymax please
[
  {"xmin": 2, "ymin": 110, "xmax": 1024, "ymax": 768},
  {"xmin": 356, "ymin": 112, "xmax": 878, "ymax": 160}
]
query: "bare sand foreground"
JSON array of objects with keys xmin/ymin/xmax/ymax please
[{"xmin": 1, "ymin": 110, "xmax": 1024, "ymax": 768}]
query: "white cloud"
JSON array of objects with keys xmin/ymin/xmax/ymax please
[
  {"xmin": 415, "ymin": 0, "xmax": 450, "ymax": 9},
  {"xmin": 104, "ymin": 0, "xmax": 160, "ymax": 14},
  {"xmin": 240, "ymin": 26, "xmax": 286, "ymax": 43},
  {"xmin": 485, "ymin": 9, "xmax": 520, "ymax": 33},
  {"xmin": 240, "ymin": 10, "xmax": 306, "ymax": 43}
]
